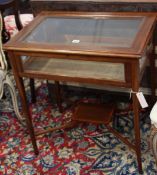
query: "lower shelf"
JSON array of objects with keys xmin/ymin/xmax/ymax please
[{"xmin": 73, "ymin": 103, "xmax": 115, "ymax": 124}]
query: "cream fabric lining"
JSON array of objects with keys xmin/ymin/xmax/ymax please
[
  {"xmin": 23, "ymin": 53, "xmax": 146, "ymax": 81},
  {"xmin": 23, "ymin": 54, "xmax": 147, "ymax": 82},
  {"xmin": 23, "ymin": 57, "xmax": 125, "ymax": 81}
]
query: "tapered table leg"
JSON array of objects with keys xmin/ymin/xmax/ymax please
[
  {"xmin": 54, "ymin": 81, "xmax": 63, "ymax": 112},
  {"xmin": 131, "ymin": 61, "xmax": 143, "ymax": 174},
  {"xmin": 30, "ymin": 78, "xmax": 36, "ymax": 103},
  {"xmin": 149, "ymin": 34, "xmax": 156, "ymax": 105},
  {"xmin": 9, "ymin": 52, "xmax": 39, "ymax": 155},
  {"xmin": 132, "ymin": 93, "xmax": 143, "ymax": 174}
]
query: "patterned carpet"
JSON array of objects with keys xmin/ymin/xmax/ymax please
[{"xmin": 0, "ymin": 82, "xmax": 157, "ymax": 175}]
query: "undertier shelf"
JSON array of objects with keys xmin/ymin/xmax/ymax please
[{"xmin": 73, "ymin": 103, "xmax": 115, "ymax": 124}]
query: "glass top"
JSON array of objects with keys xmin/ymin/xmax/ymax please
[{"xmin": 23, "ymin": 16, "xmax": 144, "ymax": 49}]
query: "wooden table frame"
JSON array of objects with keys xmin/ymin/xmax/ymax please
[{"xmin": 4, "ymin": 11, "xmax": 157, "ymax": 174}]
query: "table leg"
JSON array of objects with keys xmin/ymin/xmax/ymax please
[
  {"xmin": 8, "ymin": 52, "xmax": 39, "ymax": 155},
  {"xmin": 131, "ymin": 61, "xmax": 143, "ymax": 174},
  {"xmin": 149, "ymin": 35, "xmax": 156, "ymax": 104},
  {"xmin": 132, "ymin": 93, "xmax": 143, "ymax": 174},
  {"xmin": 19, "ymin": 78, "xmax": 39, "ymax": 155},
  {"xmin": 30, "ymin": 78, "xmax": 36, "ymax": 103},
  {"xmin": 54, "ymin": 81, "xmax": 63, "ymax": 112}
]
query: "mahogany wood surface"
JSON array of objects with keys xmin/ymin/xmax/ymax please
[{"xmin": 73, "ymin": 103, "xmax": 115, "ymax": 124}]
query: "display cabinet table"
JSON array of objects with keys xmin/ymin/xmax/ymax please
[{"xmin": 4, "ymin": 11, "xmax": 157, "ymax": 174}]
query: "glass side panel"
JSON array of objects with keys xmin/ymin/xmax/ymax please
[
  {"xmin": 23, "ymin": 17, "xmax": 143, "ymax": 48},
  {"xmin": 22, "ymin": 57, "xmax": 125, "ymax": 81}
]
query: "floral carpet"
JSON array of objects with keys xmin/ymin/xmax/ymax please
[{"xmin": 0, "ymin": 82, "xmax": 157, "ymax": 175}]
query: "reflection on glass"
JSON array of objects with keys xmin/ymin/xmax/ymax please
[{"xmin": 24, "ymin": 17, "xmax": 143, "ymax": 48}]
